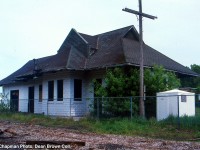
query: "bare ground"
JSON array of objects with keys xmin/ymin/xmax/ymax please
[{"xmin": 0, "ymin": 120, "xmax": 200, "ymax": 150}]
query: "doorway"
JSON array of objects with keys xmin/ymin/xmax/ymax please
[
  {"xmin": 10, "ymin": 90, "xmax": 19, "ymax": 112},
  {"xmin": 28, "ymin": 86, "xmax": 34, "ymax": 113}
]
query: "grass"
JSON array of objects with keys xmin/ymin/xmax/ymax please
[
  {"xmin": 0, "ymin": 112, "xmax": 200, "ymax": 141},
  {"xmin": 92, "ymin": 117, "xmax": 200, "ymax": 140}
]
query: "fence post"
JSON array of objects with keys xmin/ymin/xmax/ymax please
[
  {"xmin": 46, "ymin": 99, "xmax": 48, "ymax": 115},
  {"xmin": 85, "ymin": 98, "xmax": 87, "ymax": 116},
  {"xmin": 28, "ymin": 99, "xmax": 30, "ymax": 113},
  {"xmin": 177, "ymin": 95, "xmax": 180, "ymax": 129},
  {"xmin": 70, "ymin": 98, "xmax": 71, "ymax": 117},
  {"xmin": 97, "ymin": 98, "xmax": 100, "ymax": 120},
  {"xmin": 130, "ymin": 97, "xmax": 133, "ymax": 120}
]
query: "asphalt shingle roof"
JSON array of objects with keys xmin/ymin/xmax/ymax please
[{"xmin": 0, "ymin": 25, "xmax": 198, "ymax": 85}]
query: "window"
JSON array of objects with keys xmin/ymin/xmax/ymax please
[
  {"xmin": 48, "ymin": 81, "xmax": 54, "ymax": 101},
  {"xmin": 181, "ymin": 95, "xmax": 187, "ymax": 102},
  {"xmin": 57, "ymin": 80, "xmax": 63, "ymax": 101},
  {"xmin": 74, "ymin": 79, "xmax": 82, "ymax": 101},
  {"xmin": 39, "ymin": 84, "xmax": 42, "ymax": 102}
]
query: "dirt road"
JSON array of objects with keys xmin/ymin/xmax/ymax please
[{"xmin": 0, "ymin": 120, "xmax": 200, "ymax": 150}]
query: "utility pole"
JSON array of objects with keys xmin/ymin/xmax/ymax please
[{"xmin": 122, "ymin": 0, "xmax": 157, "ymax": 117}]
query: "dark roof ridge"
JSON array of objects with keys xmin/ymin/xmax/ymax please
[
  {"xmin": 71, "ymin": 28, "xmax": 88, "ymax": 44},
  {"xmin": 78, "ymin": 32, "xmax": 98, "ymax": 49},
  {"xmin": 94, "ymin": 25, "xmax": 133, "ymax": 36},
  {"xmin": 79, "ymin": 32, "xmax": 93, "ymax": 37},
  {"xmin": 122, "ymin": 25, "xmax": 138, "ymax": 37}
]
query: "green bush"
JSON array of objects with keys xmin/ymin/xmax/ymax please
[
  {"xmin": 0, "ymin": 101, "xmax": 10, "ymax": 112},
  {"xmin": 93, "ymin": 66, "xmax": 180, "ymax": 117},
  {"xmin": 0, "ymin": 93, "xmax": 10, "ymax": 112}
]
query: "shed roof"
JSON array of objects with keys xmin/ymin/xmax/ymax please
[
  {"xmin": 158, "ymin": 89, "xmax": 195, "ymax": 94},
  {"xmin": 0, "ymin": 25, "xmax": 198, "ymax": 85}
]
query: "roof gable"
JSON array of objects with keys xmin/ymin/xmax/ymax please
[
  {"xmin": 123, "ymin": 26, "xmax": 139, "ymax": 41},
  {"xmin": 58, "ymin": 29, "xmax": 89, "ymax": 57},
  {"xmin": 66, "ymin": 46, "xmax": 86, "ymax": 70}
]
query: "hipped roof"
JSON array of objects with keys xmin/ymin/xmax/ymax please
[{"xmin": 0, "ymin": 25, "xmax": 198, "ymax": 85}]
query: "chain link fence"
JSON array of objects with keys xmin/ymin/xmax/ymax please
[{"xmin": 0, "ymin": 94, "xmax": 200, "ymax": 128}]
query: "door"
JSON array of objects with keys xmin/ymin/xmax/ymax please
[
  {"xmin": 10, "ymin": 90, "xmax": 19, "ymax": 112},
  {"xmin": 28, "ymin": 86, "xmax": 34, "ymax": 113}
]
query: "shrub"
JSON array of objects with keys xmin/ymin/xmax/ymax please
[{"xmin": 0, "ymin": 93, "xmax": 10, "ymax": 112}]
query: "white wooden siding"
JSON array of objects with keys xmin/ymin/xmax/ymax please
[{"xmin": 2, "ymin": 69, "xmax": 105, "ymax": 116}]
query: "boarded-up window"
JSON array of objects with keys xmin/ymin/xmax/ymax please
[
  {"xmin": 48, "ymin": 81, "xmax": 54, "ymax": 101},
  {"xmin": 74, "ymin": 79, "xmax": 82, "ymax": 101},
  {"xmin": 57, "ymin": 80, "xmax": 63, "ymax": 101},
  {"xmin": 39, "ymin": 84, "xmax": 42, "ymax": 102}
]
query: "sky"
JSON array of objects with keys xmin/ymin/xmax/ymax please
[{"xmin": 0, "ymin": 0, "xmax": 200, "ymax": 82}]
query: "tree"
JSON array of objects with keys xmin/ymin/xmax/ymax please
[
  {"xmin": 93, "ymin": 68, "xmax": 139, "ymax": 117},
  {"xmin": 181, "ymin": 64, "xmax": 200, "ymax": 93},
  {"xmin": 191, "ymin": 64, "xmax": 200, "ymax": 74},
  {"xmin": 93, "ymin": 65, "xmax": 180, "ymax": 117},
  {"xmin": 144, "ymin": 65, "xmax": 180, "ymax": 118},
  {"xmin": 190, "ymin": 64, "xmax": 200, "ymax": 92},
  {"xmin": 144, "ymin": 65, "xmax": 180, "ymax": 96},
  {"xmin": 94, "ymin": 68, "xmax": 140, "ymax": 97}
]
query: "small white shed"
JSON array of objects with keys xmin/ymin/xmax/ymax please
[{"xmin": 156, "ymin": 89, "xmax": 195, "ymax": 121}]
